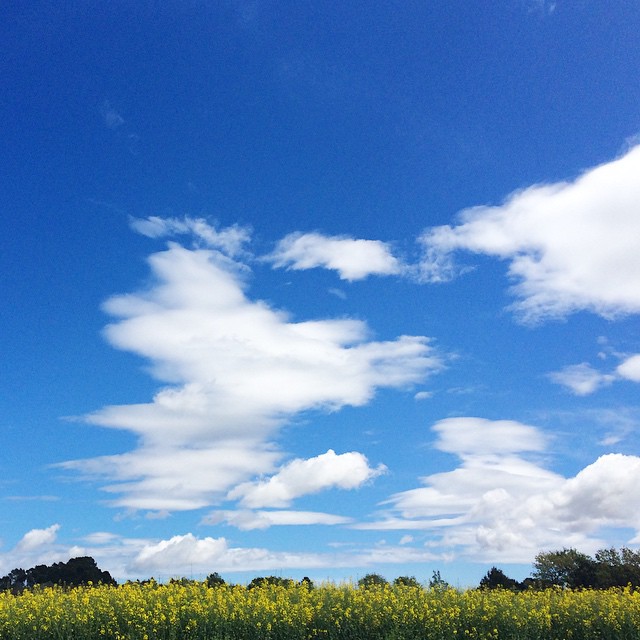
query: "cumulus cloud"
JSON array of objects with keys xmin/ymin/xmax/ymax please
[
  {"xmin": 228, "ymin": 450, "xmax": 386, "ymax": 508},
  {"xmin": 15, "ymin": 524, "xmax": 61, "ymax": 553},
  {"xmin": 419, "ymin": 144, "xmax": 640, "ymax": 322},
  {"xmin": 202, "ymin": 509, "xmax": 353, "ymax": 530},
  {"xmin": 617, "ymin": 354, "xmax": 640, "ymax": 382},
  {"xmin": 268, "ymin": 232, "xmax": 402, "ymax": 280},
  {"xmin": 358, "ymin": 417, "xmax": 640, "ymax": 562},
  {"xmin": 0, "ymin": 525, "xmax": 86, "ymax": 576},
  {"xmin": 61, "ymin": 221, "xmax": 441, "ymax": 511}
]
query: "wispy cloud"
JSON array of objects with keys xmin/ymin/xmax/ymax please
[
  {"xmin": 547, "ymin": 363, "xmax": 616, "ymax": 396},
  {"xmin": 101, "ymin": 101, "xmax": 125, "ymax": 130},
  {"xmin": 202, "ymin": 509, "xmax": 353, "ymax": 530},
  {"xmin": 129, "ymin": 216, "xmax": 251, "ymax": 257},
  {"xmin": 60, "ymin": 220, "xmax": 442, "ymax": 513},
  {"xmin": 548, "ymin": 353, "xmax": 640, "ymax": 395},
  {"xmin": 419, "ymin": 145, "xmax": 640, "ymax": 323},
  {"xmin": 268, "ymin": 232, "xmax": 402, "ymax": 281},
  {"xmin": 525, "ymin": 0, "xmax": 556, "ymax": 16},
  {"xmin": 358, "ymin": 417, "xmax": 640, "ymax": 562}
]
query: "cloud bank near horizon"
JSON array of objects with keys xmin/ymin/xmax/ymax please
[
  {"xmin": 9, "ymin": 411, "xmax": 640, "ymax": 579},
  {"xmin": 358, "ymin": 417, "xmax": 640, "ymax": 562}
]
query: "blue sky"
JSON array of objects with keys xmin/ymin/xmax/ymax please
[{"xmin": 2, "ymin": 0, "xmax": 640, "ymax": 586}]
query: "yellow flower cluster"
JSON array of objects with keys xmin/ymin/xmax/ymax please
[{"xmin": 1, "ymin": 581, "xmax": 639, "ymax": 639}]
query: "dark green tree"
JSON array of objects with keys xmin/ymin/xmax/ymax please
[
  {"xmin": 620, "ymin": 547, "xmax": 640, "ymax": 586},
  {"xmin": 56, "ymin": 556, "xmax": 116, "ymax": 586},
  {"xmin": 169, "ymin": 577, "xmax": 199, "ymax": 586},
  {"xmin": 2, "ymin": 557, "xmax": 115, "ymax": 592},
  {"xmin": 479, "ymin": 567, "xmax": 522, "ymax": 591},
  {"xmin": 205, "ymin": 572, "xmax": 226, "ymax": 587},
  {"xmin": 357, "ymin": 573, "xmax": 388, "ymax": 588},
  {"xmin": 393, "ymin": 575, "xmax": 421, "ymax": 588},
  {"xmin": 594, "ymin": 547, "xmax": 640, "ymax": 588},
  {"xmin": 0, "ymin": 568, "xmax": 27, "ymax": 593},
  {"xmin": 247, "ymin": 576, "xmax": 295, "ymax": 589},
  {"xmin": 532, "ymin": 549, "xmax": 596, "ymax": 588}
]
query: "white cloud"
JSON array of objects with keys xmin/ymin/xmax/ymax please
[
  {"xmin": 432, "ymin": 417, "xmax": 546, "ymax": 455},
  {"xmin": 269, "ymin": 232, "xmax": 402, "ymax": 280},
  {"xmin": 419, "ymin": 144, "xmax": 640, "ymax": 322},
  {"xmin": 64, "ymin": 445, "xmax": 280, "ymax": 511},
  {"xmin": 617, "ymin": 354, "xmax": 640, "ymax": 382},
  {"xmin": 62, "ymin": 225, "xmax": 441, "ymax": 511},
  {"xmin": 0, "ymin": 525, "xmax": 80, "ymax": 576},
  {"xmin": 15, "ymin": 524, "xmax": 60, "ymax": 553},
  {"xmin": 130, "ymin": 216, "xmax": 251, "ymax": 257},
  {"xmin": 359, "ymin": 417, "xmax": 640, "ymax": 563},
  {"xmin": 551, "ymin": 454, "xmax": 640, "ymax": 527},
  {"xmin": 547, "ymin": 362, "xmax": 616, "ymax": 396},
  {"xmin": 228, "ymin": 450, "xmax": 386, "ymax": 508},
  {"xmin": 0, "ymin": 525, "xmax": 442, "ymax": 581},
  {"xmin": 82, "ymin": 532, "xmax": 121, "ymax": 545},
  {"xmin": 202, "ymin": 509, "xmax": 353, "ymax": 530},
  {"xmin": 128, "ymin": 532, "xmax": 439, "ymax": 577},
  {"xmin": 547, "ymin": 353, "xmax": 640, "ymax": 396}
]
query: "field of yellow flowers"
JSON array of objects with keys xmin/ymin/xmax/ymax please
[{"xmin": 1, "ymin": 581, "xmax": 640, "ymax": 640}]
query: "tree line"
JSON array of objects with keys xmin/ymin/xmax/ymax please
[
  {"xmin": 2, "ymin": 547, "xmax": 639, "ymax": 594},
  {"xmin": 481, "ymin": 547, "xmax": 640, "ymax": 590},
  {"xmin": 0, "ymin": 557, "xmax": 116, "ymax": 593}
]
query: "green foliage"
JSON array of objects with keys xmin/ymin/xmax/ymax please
[
  {"xmin": 428, "ymin": 570, "xmax": 449, "ymax": 590},
  {"xmin": 594, "ymin": 547, "xmax": 640, "ymax": 588},
  {"xmin": 0, "ymin": 557, "xmax": 116, "ymax": 593},
  {"xmin": 357, "ymin": 573, "xmax": 388, "ymax": 588},
  {"xmin": 533, "ymin": 548, "xmax": 596, "ymax": 588},
  {"xmin": 479, "ymin": 567, "xmax": 522, "ymax": 591},
  {"xmin": 247, "ymin": 575, "xmax": 296, "ymax": 589},
  {"xmin": 205, "ymin": 572, "xmax": 226, "ymax": 588},
  {"xmin": 532, "ymin": 547, "xmax": 640, "ymax": 590},
  {"xmin": 393, "ymin": 575, "xmax": 421, "ymax": 588}
]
